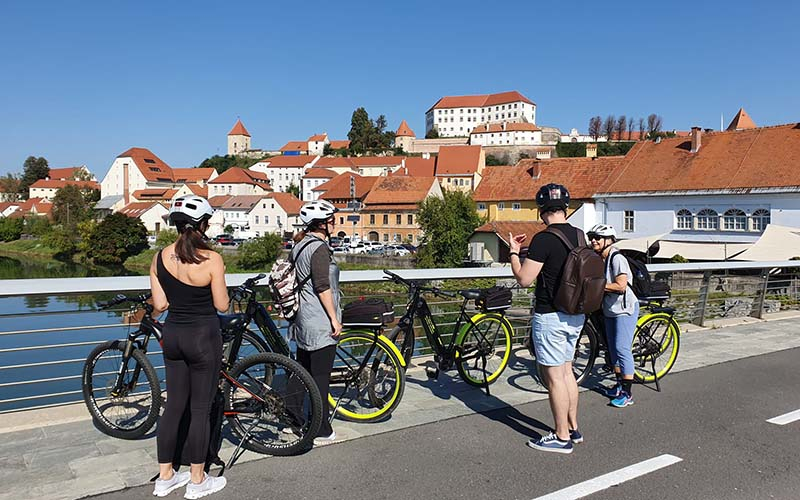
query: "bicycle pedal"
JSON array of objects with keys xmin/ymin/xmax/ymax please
[{"xmin": 425, "ymin": 367, "xmax": 439, "ymax": 379}]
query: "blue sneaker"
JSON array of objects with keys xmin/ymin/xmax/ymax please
[
  {"xmin": 611, "ymin": 391, "xmax": 634, "ymax": 408},
  {"xmin": 603, "ymin": 384, "xmax": 622, "ymax": 398},
  {"xmin": 569, "ymin": 429, "xmax": 583, "ymax": 444},
  {"xmin": 527, "ymin": 432, "xmax": 573, "ymax": 454}
]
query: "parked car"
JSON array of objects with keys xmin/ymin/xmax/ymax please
[
  {"xmin": 401, "ymin": 243, "xmax": 417, "ymax": 254},
  {"xmin": 367, "ymin": 247, "xmax": 385, "ymax": 255},
  {"xmin": 215, "ymin": 234, "xmax": 234, "ymax": 246},
  {"xmin": 332, "ymin": 246, "xmax": 348, "ymax": 254},
  {"xmin": 283, "ymin": 240, "xmax": 294, "ymax": 249},
  {"xmin": 385, "ymin": 244, "xmax": 411, "ymax": 256},
  {"xmin": 329, "ymin": 237, "xmax": 342, "ymax": 248},
  {"xmin": 349, "ymin": 242, "xmax": 368, "ymax": 254},
  {"xmin": 232, "ymin": 238, "xmax": 245, "ymax": 246},
  {"xmin": 147, "ymin": 235, "xmax": 157, "ymax": 245},
  {"xmin": 363, "ymin": 241, "xmax": 384, "ymax": 252}
]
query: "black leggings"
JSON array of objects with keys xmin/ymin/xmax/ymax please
[
  {"xmin": 286, "ymin": 344, "xmax": 336, "ymax": 437},
  {"xmin": 156, "ymin": 318, "xmax": 222, "ymax": 464}
]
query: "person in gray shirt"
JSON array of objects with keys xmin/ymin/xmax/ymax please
[
  {"xmin": 588, "ymin": 224, "xmax": 638, "ymax": 408},
  {"xmin": 286, "ymin": 200, "xmax": 341, "ymax": 443}
]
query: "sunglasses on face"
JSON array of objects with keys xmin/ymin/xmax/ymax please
[{"xmin": 587, "ymin": 234, "xmax": 603, "ymax": 241}]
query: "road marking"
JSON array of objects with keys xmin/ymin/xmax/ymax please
[
  {"xmin": 533, "ymin": 454, "xmax": 683, "ymax": 500},
  {"xmin": 767, "ymin": 409, "xmax": 800, "ymax": 425}
]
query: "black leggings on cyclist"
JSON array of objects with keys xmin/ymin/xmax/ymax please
[
  {"xmin": 286, "ymin": 344, "xmax": 336, "ymax": 437},
  {"xmin": 156, "ymin": 318, "xmax": 222, "ymax": 465}
]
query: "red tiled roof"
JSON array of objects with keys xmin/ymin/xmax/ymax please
[
  {"xmin": 172, "ymin": 168, "xmax": 216, "ymax": 183},
  {"xmin": 470, "ymin": 122, "xmax": 540, "ymax": 134},
  {"xmin": 264, "ymin": 155, "xmax": 317, "ymax": 168},
  {"xmin": 47, "ymin": 167, "xmax": 86, "ymax": 180},
  {"xmin": 435, "ymin": 145, "xmax": 483, "ymax": 175},
  {"xmin": 117, "ymin": 147, "xmax": 174, "ymax": 182},
  {"xmin": 726, "ymin": 108, "xmax": 757, "ymax": 131},
  {"xmin": 308, "ymin": 134, "xmax": 328, "ymax": 142},
  {"xmin": 428, "ymin": 91, "xmax": 534, "ymax": 112},
  {"xmin": 303, "ymin": 168, "xmax": 338, "ymax": 179},
  {"xmin": 208, "ymin": 195, "xmax": 232, "ymax": 208},
  {"xmin": 361, "ymin": 176, "xmax": 437, "ymax": 207},
  {"xmin": 119, "ymin": 202, "xmax": 167, "ymax": 217},
  {"xmin": 131, "ymin": 188, "xmax": 178, "ymax": 200},
  {"xmin": 270, "ymin": 192, "xmax": 303, "ymax": 215},
  {"xmin": 228, "ymin": 119, "xmax": 251, "ymax": 137},
  {"xmin": 389, "ymin": 157, "xmax": 436, "ymax": 177},
  {"xmin": 396, "ymin": 120, "xmax": 415, "ymax": 137},
  {"xmin": 328, "ymin": 140, "xmax": 350, "ymax": 150},
  {"xmin": 475, "ymin": 156, "xmax": 626, "ymax": 202},
  {"xmin": 599, "ymin": 123, "xmax": 800, "ymax": 194},
  {"xmin": 474, "ymin": 220, "xmax": 546, "ymax": 245},
  {"xmin": 280, "ymin": 141, "xmax": 308, "ymax": 153},
  {"xmin": 185, "ymin": 184, "xmax": 208, "ymax": 197},
  {"xmin": 315, "ymin": 157, "xmax": 356, "ymax": 169},
  {"xmin": 30, "ymin": 179, "xmax": 99, "ymax": 190},
  {"xmin": 208, "ymin": 167, "xmax": 272, "ymax": 188},
  {"xmin": 318, "ymin": 174, "xmax": 379, "ymax": 202},
  {"xmin": 221, "ymin": 195, "xmax": 264, "ymax": 211},
  {"xmin": 16, "ymin": 198, "xmax": 52, "ymax": 216}
]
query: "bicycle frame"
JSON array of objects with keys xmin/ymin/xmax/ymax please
[{"xmin": 111, "ymin": 308, "xmax": 162, "ymax": 397}]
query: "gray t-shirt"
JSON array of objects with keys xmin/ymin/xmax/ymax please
[
  {"xmin": 603, "ymin": 251, "xmax": 638, "ymax": 317},
  {"xmin": 288, "ymin": 235, "xmax": 341, "ymax": 351}
]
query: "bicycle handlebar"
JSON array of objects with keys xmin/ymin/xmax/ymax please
[
  {"xmin": 97, "ymin": 293, "xmax": 152, "ymax": 310},
  {"xmin": 382, "ymin": 270, "xmax": 456, "ymax": 298}
]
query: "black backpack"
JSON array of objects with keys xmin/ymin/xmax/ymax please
[
  {"xmin": 547, "ymin": 226, "xmax": 606, "ymax": 315},
  {"xmin": 152, "ymin": 388, "xmax": 226, "ymax": 481},
  {"xmin": 611, "ymin": 250, "xmax": 670, "ymax": 300}
]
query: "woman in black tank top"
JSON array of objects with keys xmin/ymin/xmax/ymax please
[{"xmin": 149, "ymin": 196, "xmax": 230, "ymax": 499}]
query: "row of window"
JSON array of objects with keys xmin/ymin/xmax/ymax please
[
  {"xmin": 476, "ymin": 202, "xmax": 522, "ymax": 211},
  {"xmin": 445, "ymin": 178, "xmax": 470, "ymax": 186},
  {"xmin": 435, "ymin": 103, "xmax": 524, "ymax": 114},
  {"xmin": 675, "ymin": 208, "xmax": 770, "ymax": 231},
  {"xmin": 364, "ymin": 232, "xmax": 417, "ymax": 243},
  {"xmin": 437, "ymin": 112, "xmax": 520, "ymax": 124},
  {"xmin": 361, "ymin": 214, "xmax": 415, "ymax": 226}
]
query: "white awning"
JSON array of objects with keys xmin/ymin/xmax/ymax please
[
  {"xmin": 614, "ymin": 234, "xmax": 668, "ymax": 253},
  {"xmin": 615, "ymin": 233, "xmax": 751, "ymax": 260},
  {"xmin": 733, "ymin": 225, "xmax": 800, "ymax": 261}
]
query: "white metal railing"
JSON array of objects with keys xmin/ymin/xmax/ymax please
[{"xmin": 0, "ymin": 261, "xmax": 798, "ymax": 414}]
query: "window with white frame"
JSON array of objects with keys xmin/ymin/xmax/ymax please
[
  {"xmin": 676, "ymin": 209, "xmax": 692, "ymax": 230},
  {"xmin": 512, "ymin": 202, "xmax": 521, "ymax": 211},
  {"xmin": 723, "ymin": 209, "xmax": 747, "ymax": 231},
  {"xmin": 696, "ymin": 209, "xmax": 719, "ymax": 230},
  {"xmin": 498, "ymin": 202, "xmax": 505, "ymax": 211},
  {"xmin": 751, "ymin": 209, "xmax": 770, "ymax": 231},
  {"xmin": 623, "ymin": 210, "xmax": 635, "ymax": 232},
  {"xmin": 477, "ymin": 203, "xmax": 486, "ymax": 210}
]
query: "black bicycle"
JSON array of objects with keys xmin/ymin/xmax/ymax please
[
  {"xmin": 383, "ymin": 270, "xmax": 515, "ymax": 392},
  {"xmin": 83, "ymin": 291, "xmax": 323, "ymax": 455}
]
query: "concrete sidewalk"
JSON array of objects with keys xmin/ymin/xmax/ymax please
[{"xmin": 1, "ymin": 312, "xmax": 799, "ymax": 500}]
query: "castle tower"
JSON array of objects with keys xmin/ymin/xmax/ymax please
[
  {"xmin": 227, "ymin": 119, "xmax": 251, "ymax": 156},
  {"xmin": 395, "ymin": 119, "xmax": 416, "ymax": 152}
]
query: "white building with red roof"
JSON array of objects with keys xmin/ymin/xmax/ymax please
[
  {"xmin": 249, "ymin": 155, "xmax": 319, "ymax": 197},
  {"xmin": 468, "ymin": 122, "xmax": 543, "ymax": 147},
  {"xmin": 118, "ymin": 202, "xmax": 169, "ymax": 233},
  {"xmin": 302, "ymin": 168, "xmax": 338, "ymax": 201},
  {"xmin": 425, "ymin": 91, "xmax": 536, "ymax": 138},
  {"xmin": 434, "ymin": 145, "xmax": 485, "ymax": 192},
  {"xmin": 208, "ymin": 167, "xmax": 272, "ymax": 197},
  {"xmin": 29, "ymin": 179, "xmax": 100, "ymax": 201},
  {"xmin": 47, "ymin": 165, "xmax": 95, "ymax": 181}
]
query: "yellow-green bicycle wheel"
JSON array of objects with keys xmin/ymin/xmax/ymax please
[
  {"xmin": 632, "ymin": 313, "xmax": 680, "ymax": 383},
  {"xmin": 455, "ymin": 313, "xmax": 513, "ymax": 387},
  {"xmin": 328, "ymin": 331, "xmax": 406, "ymax": 422}
]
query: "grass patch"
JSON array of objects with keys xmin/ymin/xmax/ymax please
[{"xmin": 0, "ymin": 239, "xmax": 60, "ymax": 259}]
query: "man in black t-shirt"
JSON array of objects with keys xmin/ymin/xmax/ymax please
[{"xmin": 509, "ymin": 183, "xmax": 585, "ymax": 454}]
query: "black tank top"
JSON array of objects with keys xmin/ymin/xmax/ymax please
[{"xmin": 157, "ymin": 250, "xmax": 217, "ymax": 322}]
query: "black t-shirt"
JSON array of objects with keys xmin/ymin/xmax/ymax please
[{"xmin": 526, "ymin": 223, "xmax": 582, "ymax": 314}]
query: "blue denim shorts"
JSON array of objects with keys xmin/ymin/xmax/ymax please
[{"xmin": 531, "ymin": 312, "xmax": 584, "ymax": 366}]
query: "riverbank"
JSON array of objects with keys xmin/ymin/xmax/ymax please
[{"xmin": 0, "ymin": 239, "xmax": 65, "ymax": 260}]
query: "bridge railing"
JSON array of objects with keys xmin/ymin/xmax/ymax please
[{"xmin": 0, "ymin": 261, "xmax": 797, "ymax": 414}]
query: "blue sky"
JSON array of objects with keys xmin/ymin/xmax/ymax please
[{"xmin": 1, "ymin": 0, "xmax": 798, "ymax": 178}]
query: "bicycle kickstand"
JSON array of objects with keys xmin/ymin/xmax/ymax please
[
  {"xmin": 651, "ymin": 356, "xmax": 661, "ymax": 392},
  {"xmin": 481, "ymin": 355, "xmax": 490, "ymax": 397},
  {"xmin": 226, "ymin": 418, "xmax": 259, "ymax": 471}
]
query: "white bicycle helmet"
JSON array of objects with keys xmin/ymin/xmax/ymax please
[
  {"xmin": 588, "ymin": 223, "xmax": 617, "ymax": 240},
  {"xmin": 169, "ymin": 195, "xmax": 214, "ymax": 226},
  {"xmin": 299, "ymin": 200, "xmax": 337, "ymax": 227}
]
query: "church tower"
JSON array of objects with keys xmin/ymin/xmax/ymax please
[
  {"xmin": 227, "ymin": 119, "xmax": 251, "ymax": 156},
  {"xmin": 395, "ymin": 120, "xmax": 416, "ymax": 152}
]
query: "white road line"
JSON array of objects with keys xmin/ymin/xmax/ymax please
[
  {"xmin": 533, "ymin": 454, "xmax": 683, "ymax": 500},
  {"xmin": 767, "ymin": 409, "xmax": 800, "ymax": 425}
]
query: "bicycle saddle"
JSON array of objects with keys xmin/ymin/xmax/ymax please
[
  {"xmin": 459, "ymin": 289, "xmax": 482, "ymax": 300},
  {"xmin": 218, "ymin": 313, "xmax": 248, "ymax": 331}
]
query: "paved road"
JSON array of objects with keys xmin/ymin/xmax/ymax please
[{"xmin": 93, "ymin": 347, "xmax": 800, "ymax": 500}]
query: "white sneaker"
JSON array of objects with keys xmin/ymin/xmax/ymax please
[
  {"xmin": 313, "ymin": 431, "xmax": 336, "ymax": 446},
  {"xmin": 153, "ymin": 471, "xmax": 190, "ymax": 497},
  {"xmin": 184, "ymin": 474, "xmax": 227, "ymax": 499}
]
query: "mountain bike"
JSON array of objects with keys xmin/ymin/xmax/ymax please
[
  {"xmin": 83, "ymin": 291, "xmax": 323, "ymax": 455},
  {"xmin": 383, "ymin": 270, "xmax": 514, "ymax": 393},
  {"xmin": 527, "ymin": 300, "xmax": 680, "ymax": 390}
]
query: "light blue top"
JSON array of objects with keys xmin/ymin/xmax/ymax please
[{"xmin": 603, "ymin": 251, "xmax": 638, "ymax": 317}]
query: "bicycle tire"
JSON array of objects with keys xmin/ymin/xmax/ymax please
[
  {"xmin": 455, "ymin": 313, "xmax": 512, "ymax": 387},
  {"xmin": 224, "ymin": 352, "xmax": 322, "ymax": 456},
  {"xmin": 386, "ymin": 324, "xmax": 414, "ymax": 368},
  {"xmin": 632, "ymin": 314, "xmax": 680, "ymax": 383},
  {"xmin": 329, "ymin": 331, "xmax": 406, "ymax": 423},
  {"xmin": 533, "ymin": 322, "xmax": 598, "ymax": 388},
  {"xmin": 238, "ymin": 328, "xmax": 270, "ymax": 359},
  {"xmin": 82, "ymin": 340, "xmax": 161, "ymax": 440}
]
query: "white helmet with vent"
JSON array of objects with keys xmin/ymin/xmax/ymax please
[
  {"xmin": 299, "ymin": 200, "xmax": 337, "ymax": 227},
  {"xmin": 588, "ymin": 223, "xmax": 617, "ymax": 240},
  {"xmin": 169, "ymin": 196, "xmax": 214, "ymax": 226}
]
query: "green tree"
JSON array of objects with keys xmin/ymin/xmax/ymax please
[
  {"xmin": 237, "ymin": 233, "xmax": 283, "ymax": 270},
  {"xmin": 286, "ymin": 182, "xmax": 301, "ymax": 198},
  {"xmin": 76, "ymin": 219, "xmax": 97, "ymax": 255},
  {"xmin": 197, "ymin": 155, "xmax": 266, "ymax": 174},
  {"xmin": 52, "ymin": 185, "xmax": 91, "ymax": 230},
  {"xmin": 416, "ymin": 190, "xmax": 483, "ymax": 268},
  {"xmin": 0, "ymin": 174, "xmax": 21, "ymax": 202},
  {"xmin": 348, "ymin": 107, "xmax": 373, "ymax": 154},
  {"xmin": 670, "ymin": 254, "xmax": 688, "ymax": 263},
  {"xmin": 425, "ymin": 128, "xmax": 439, "ymax": 139},
  {"xmin": 20, "ymin": 156, "xmax": 50, "ymax": 198},
  {"xmin": 87, "ymin": 213, "xmax": 148, "ymax": 265},
  {"xmin": 42, "ymin": 227, "xmax": 77, "ymax": 257},
  {"xmin": 224, "ymin": 225, "xmax": 234, "ymax": 234},
  {"xmin": 0, "ymin": 218, "xmax": 23, "ymax": 241},
  {"xmin": 485, "ymin": 154, "xmax": 510, "ymax": 166},
  {"xmin": 155, "ymin": 228, "xmax": 178, "ymax": 249},
  {"xmin": 24, "ymin": 216, "xmax": 52, "ymax": 237}
]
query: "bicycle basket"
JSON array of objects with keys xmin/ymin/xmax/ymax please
[
  {"xmin": 475, "ymin": 286, "xmax": 513, "ymax": 312},
  {"xmin": 342, "ymin": 298, "xmax": 395, "ymax": 327},
  {"xmin": 645, "ymin": 280, "xmax": 671, "ymax": 300}
]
